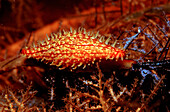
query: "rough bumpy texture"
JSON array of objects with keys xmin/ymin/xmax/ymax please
[{"xmin": 21, "ymin": 28, "xmax": 125, "ymax": 71}]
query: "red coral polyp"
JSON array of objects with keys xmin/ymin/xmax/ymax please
[{"xmin": 21, "ymin": 28, "xmax": 125, "ymax": 70}]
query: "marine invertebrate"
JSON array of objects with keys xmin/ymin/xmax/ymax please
[
  {"xmin": 21, "ymin": 28, "xmax": 135, "ymax": 71},
  {"xmin": 64, "ymin": 63, "xmax": 166, "ymax": 112}
]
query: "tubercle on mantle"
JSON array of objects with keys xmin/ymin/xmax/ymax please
[{"xmin": 21, "ymin": 27, "xmax": 135, "ymax": 72}]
